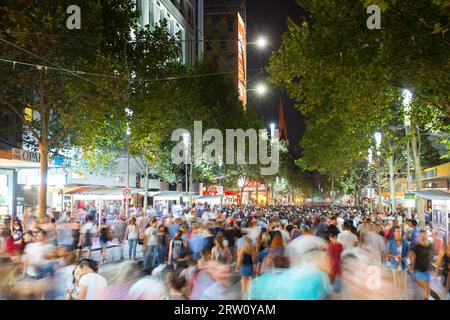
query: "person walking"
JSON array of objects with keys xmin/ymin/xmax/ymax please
[
  {"xmin": 434, "ymin": 239, "xmax": 450, "ymax": 300},
  {"xmin": 385, "ymin": 226, "xmax": 410, "ymax": 299},
  {"xmin": 98, "ymin": 218, "xmax": 112, "ymax": 264},
  {"xmin": 125, "ymin": 217, "xmax": 140, "ymax": 260},
  {"xmin": 78, "ymin": 215, "xmax": 96, "ymax": 260},
  {"xmin": 67, "ymin": 259, "xmax": 107, "ymax": 300},
  {"xmin": 143, "ymin": 218, "xmax": 159, "ymax": 269},
  {"xmin": 411, "ymin": 229, "xmax": 433, "ymax": 300},
  {"xmin": 237, "ymin": 237, "xmax": 255, "ymax": 296},
  {"xmin": 168, "ymin": 231, "xmax": 186, "ymax": 270}
]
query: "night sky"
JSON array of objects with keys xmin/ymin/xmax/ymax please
[{"xmin": 246, "ymin": 0, "xmax": 306, "ymax": 157}]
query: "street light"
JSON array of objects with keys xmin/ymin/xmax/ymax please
[
  {"xmin": 125, "ymin": 107, "xmax": 133, "ymax": 217},
  {"xmin": 255, "ymin": 83, "xmax": 267, "ymax": 96},
  {"xmin": 256, "ymin": 36, "xmax": 268, "ymax": 49},
  {"xmin": 270, "ymin": 123, "xmax": 275, "ymax": 143},
  {"xmin": 374, "ymin": 131, "xmax": 382, "ymax": 155}
]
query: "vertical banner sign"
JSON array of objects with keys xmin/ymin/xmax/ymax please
[{"xmin": 237, "ymin": 12, "xmax": 247, "ymax": 107}]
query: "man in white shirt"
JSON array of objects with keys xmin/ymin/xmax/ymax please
[
  {"xmin": 23, "ymin": 230, "xmax": 55, "ymax": 279},
  {"xmin": 337, "ymin": 222, "xmax": 359, "ymax": 250}
]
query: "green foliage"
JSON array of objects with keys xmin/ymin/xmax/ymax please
[{"xmin": 269, "ymin": 0, "xmax": 449, "ymax": 189}]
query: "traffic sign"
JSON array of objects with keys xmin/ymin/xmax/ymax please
[{"xmin": 123, "ymin": 187, "xmax": 132, "ymax": 199}]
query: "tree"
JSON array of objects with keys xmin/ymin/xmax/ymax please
[
  {"xmin": 0, "ymin": 0, "xmax": 131, "ymax": 221},
  {"xmin": 268, "ymin": 0, "xmax": 449, "ymax": 201}
]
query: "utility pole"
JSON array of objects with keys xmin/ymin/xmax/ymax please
[
  {"xmin": 389, "ymin": 155, "xmax": 396, "ymax": 215},
  {"xmin": 368, "ymin": 149, "xmax": 374, "ymax": 214}
]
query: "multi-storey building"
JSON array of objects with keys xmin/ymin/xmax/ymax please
[
  {"xmin": 136, "ymin": 0, "xmax": 202, "ymax": 64},
  {"xmin": 204, "ymin": 0, "xmax": 247, "ymax": 107}
]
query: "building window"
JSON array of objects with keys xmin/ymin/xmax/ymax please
[
  {"xmin": 188, "ymin": 5, "xmax": 194, "ymax": 25},
  {"xmin": 136, "ymin": 0, "xmax": 143, "ymax": 26},
  {"xmin": 227, "ymin": 20, "xmax": 233, "ymax": 32},
  {"xmin": 220, "ymin": 40, "xmax": 226, "ymax": 50},
  {"xmin": 170, "ymin": 19, "xmax": 175, "ymax": 36},
  {"xmin": 149, "ymin": 0, "xmax": 154, "ymax": 27},
  {"xmin": 227, "ymin": 55, "xmax": 235, "ymax": 69},
  {"xmin": 212, "ymin": 17, "xmax": 219, "ymax": 33}
]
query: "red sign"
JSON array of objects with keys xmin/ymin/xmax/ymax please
[{"xmin": 123, "ymin": 188, "xmax": 132, "ymax": 199}]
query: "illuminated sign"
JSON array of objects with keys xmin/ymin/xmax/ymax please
[
  {"xmin": 237, "ymin": 12, "xmax": 247, "ymax": 107},
  {"xmin": 26, "ymin": 175, "xmax": 67, "ymax": 187},
  {"xmin": 12, "ymin": 148, "xmax": 40, "ymax": 163}
]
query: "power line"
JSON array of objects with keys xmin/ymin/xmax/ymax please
[
  {"xmin": 0, "ymin": 36, "xmax": 130, "ymax": 102},
  {"xmin": 0, "ymin": 56, "xmax": 266, "ymax": 82}
]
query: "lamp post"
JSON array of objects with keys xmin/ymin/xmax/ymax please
[
  {"xmin": 374, "ymin": 131, "xmax": 383, "ymax": 213},
  {"xmin": 403, "ymin": 89, "xmax": 413, "ymax": 219},
  {"xmin": 125, "ymin": 107, "xmax": 132, "ymax": 218},
  {"xmin": 368, "ymin": 148, "xmax": 374, "ymax": 213},
  {"xmin": 183, "ymin": 132, "xmax": 190, "ymax": 211}
]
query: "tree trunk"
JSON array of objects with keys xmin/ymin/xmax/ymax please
[
  {"xmin": 389, "ymin": 155, "xmax": 396, "ymax": 214},
  {"xmin": 38, "ymin": 107, "xmax": 50, "ymax": 223},
  {"xmin": 143, "ymin": 163, "xmax": 149, "ymax": 213},
  {"xmin": 411, "ymin": 130, "xmax": 422, "ymax": 191},
  {"xmin": 331, "ymin": 177, "xmax": 335, "ymax": 203},
  {"xmin": 256, "ymin": 181, "xmax": 259, "ymax": 205}
]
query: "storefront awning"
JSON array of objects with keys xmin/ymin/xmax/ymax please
[
  {"xmin": 414, "ymin": 190, "xmax": 450, "ymax": 200},
  {"xmin": 63, "ymin": 186, "xmax": 144, "ymax": 195}
]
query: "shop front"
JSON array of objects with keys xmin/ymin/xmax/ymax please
[
  {"xmin": 0, "ymin": 169, "xmax": 15, "ymax": 220},
  {"xmin": 151, "ymin": 191, "xmax": 185, "ymax": 216},
  {"xmin": 414, "ymin": 190, "xmax": 450, "ymax": 251}
]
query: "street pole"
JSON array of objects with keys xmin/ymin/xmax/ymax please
[
  {"xmin": 406, "ymin": 141, "xmax": 412, "ymax": 219},
  {"xmin": 143, "ymin": 163, "xmax": 149, "ymax": 214},
  {"xmin": 377, "ymin": 157, "xmax": 382, "ymax": 213},
  {"xmin": 403, "ymin": 89, "xmax": 413, "ymax": 219},
  {"xmin": 389, "ymin": 155, "xmax": 396, "ymax": 215},
  {"xmin": 126, "ymin": 140, "xmax": 130, "ymax": 218}
]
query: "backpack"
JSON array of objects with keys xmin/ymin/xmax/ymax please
[
  {"xmin": 100, "ymin": 226, "xmax": 110, "ymax": 242},
  {"xmin": 172, "ymin": 239, "xmax": 185, "ymax": 261},
  {"xmin": 84, "ymin": 225, "xmax": 93, "ymax": 246}
]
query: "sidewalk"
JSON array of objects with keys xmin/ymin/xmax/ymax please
[{"xmin": 79, "ymin": 238, "xmax": 145, "ymax": 267}]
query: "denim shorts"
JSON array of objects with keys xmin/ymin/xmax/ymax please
[{"xmin": 414, "ymin": 270, "xmax": 431, "ymax": 282}]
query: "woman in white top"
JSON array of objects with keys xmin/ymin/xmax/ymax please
[
  {"xmin": 125, "ymin": 217, "xmax": 140, "ymax": 260},
  {"xmin": 68, "ymin": 259, "xmax": 107, "ymax": 300}
]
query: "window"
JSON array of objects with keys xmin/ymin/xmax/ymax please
[
  {"xmin": 220, "ymin": 40, "xmax": 226, "ymax": 50},
  {"xmin": 227, "ymin": 20, "xmax": 233, "ymax": 32},
  {"xmin": 154, "ymin": 4, "xmax": 161, "ymax": 24},
  {"xmin": 188, "ymin": 5, "xmax": 194, "ymax": 24},
  {"xmin": 227, "ymin": 55, "xmax": 235, "ymax": 69},
  {"xmin": 212, "ymin": 17, "xmax": 219, "ymax": 32},
  {"xmin": 136, "ymin": 0, "xmax": 143, "ymax": 26},
  {"xmin": 169, "ymin": 19, "xmax": 175, "ymax": 36},
  {"xmin": 149, "ymin": 0, "xmax": 154, "ymax": 27}
]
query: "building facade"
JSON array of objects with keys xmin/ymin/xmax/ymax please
[
  {"xmin": 136, "ymin": 0, "xmax": 201, "ymax": 64},
  {"xmin": 204, "ymin": 0, "xmax": 247, "ymax": 107}
]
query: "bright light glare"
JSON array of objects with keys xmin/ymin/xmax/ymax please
[
  {"xmin": 255, "ymin": 84, "xmax": 267, "ymax": 95},
  {"xmin": 374, "ymin": 132, "xmax": 382, "ymax": 155},
  {"xmin": 256, "ymin": 37, "xmax": 268, "ymax": 48},
  {"xmin": 402, "ymin": 89, "xmax": 412, "ymax": 107}
]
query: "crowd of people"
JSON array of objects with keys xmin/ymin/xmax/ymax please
[{"xmin": 0, "ymin": 203, "xmax": 449, "ymax": 300}]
